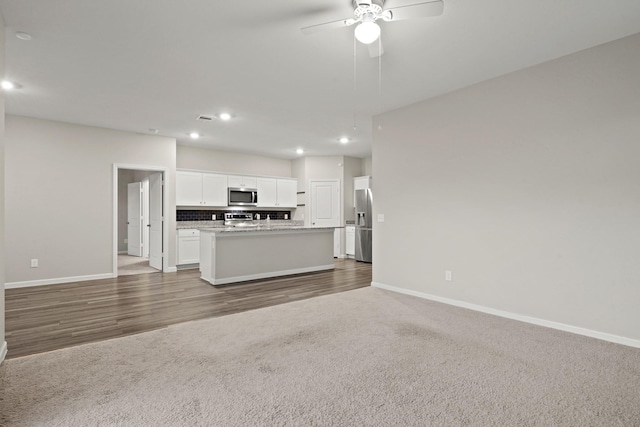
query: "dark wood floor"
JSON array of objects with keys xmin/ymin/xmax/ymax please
[{"xmin": 4, "ymin": 259, "xmax": 372, "ymax": 359}]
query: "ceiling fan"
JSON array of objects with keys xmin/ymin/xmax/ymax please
[{"xmin": 301, "ymin": 0, "xmax": 444, "ymax": 58}]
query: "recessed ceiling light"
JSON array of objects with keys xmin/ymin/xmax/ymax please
[
  {"xmin": 1, "ymin": 80, "xmax": 15, "ymax": 90},
  {"xmin": 189, "ymin": 132, "xmax": 200, "ymax": 139},
  {"xmin": 16, "ymin": 31, "xmax": 32, "ymax": 41},
  {"xmin": 339, "ymin": 137, "xmax": 349, "ymax": 144},
  {"xmin": 296, "ymin": 148, "xmax": 304, "ymax": 155},
  {"xmin": 219, "ymin": 113, "xmax": 232, "ymax": 121}
]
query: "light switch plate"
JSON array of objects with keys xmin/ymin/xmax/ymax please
[{"xmin": 377, "ymin": 214, "xmax": 385, "ymax": 223}]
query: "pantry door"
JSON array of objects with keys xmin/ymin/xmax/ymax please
[{"xmin": 310, "ymin": 180, "xmax": 340, "ymax": 228}]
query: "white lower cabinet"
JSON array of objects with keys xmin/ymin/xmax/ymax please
[
  {"xmin": 334, "ymin": 228, "xmax": 343, "ymax": 258},
  {"xmin": 177, "ymin": 229, "xmax": 200, "ymax": 265},
  {"xmin": 346, "ymin": 226, "xmax": 355, "ymax": 256}
]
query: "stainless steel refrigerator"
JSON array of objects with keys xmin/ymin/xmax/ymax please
[{"xmin": 355, "ymin": 188, "xmax": 373, "ymax": 263}]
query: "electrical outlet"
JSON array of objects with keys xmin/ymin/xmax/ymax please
[
  {"xmin": 31, "ymin": 259, "xmax": 39, "ymax": 268},
  {"xmin": 378, "ymin": 214, "xmax": 385, "ymax": 222},
  {"xmin": 445, "ymin": 270, "xmax": 452, "ymax": 282},
  {"xmin": 212, "ymin": 214, "xmax": 216, "ymax": 220},
  {"xmin": 124, "ymin": 238, "xmax": 128, "ymax": 244}
]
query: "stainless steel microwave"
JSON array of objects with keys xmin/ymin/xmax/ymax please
[{"xmin": 228, "ymin": 187, "xmax": 258, "ymax": 206}]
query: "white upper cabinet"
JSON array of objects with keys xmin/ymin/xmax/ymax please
[
  {"xmin": 257, "ymin": 178, "xmax": 277, "ymax": 207},
  {"xmin": 227, "ymin": 175, "xmax": 257, "ymax": 188},
  {"xmin": 176, "ymin": 171, "xmax": 204, "ymax": 206},
  {"xmin": 176, "ymin": 171, "xmax": 228, "ymax": 207},
  {"xmin": 257, "ymin": 178, "xmax": 297, "ymax": 208},
  {"xmin": 353, "ymin": 176, "xmax": 372, "ymax": 205},
  {"xmin": 202, "ymin": 173, "xmax": 228, "ymax": 206},
  {"xmin": 354, "ymin": 176, "xmax": 371, "ymax": 191},
  {"xmin": 276, "ymin": 179, "xmax": 297, "ymax": 207},
  {"xmin": 178, "ymin": 170, "xmax": 296, "ymax": 208}
]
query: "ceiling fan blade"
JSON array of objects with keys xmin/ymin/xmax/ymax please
[
  {"xmin": 386, "ymin": 0, "xmax": 444, "ymax": 21},
  {"xmin": 301, "ymin": 18, "xmax": 353, "ymax": 35},
  {"xmin": 368, "ymin": 40, "xmax": 384, "ymax": 58}
]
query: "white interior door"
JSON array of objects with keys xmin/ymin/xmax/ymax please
[
  {"xmin": 127, "ymin": 182, "xmax": 143, "ymax": 256},
  {"xmin": 149, "ymin": 173, "xmax": 163, "ymax": 270},
  {"xmin": 142, "ymin": 178, "xmax": 150, "ymax": 258},
  {"xmin": 310, "ymin": 180, "xmax": 340, "ymax": 227}
]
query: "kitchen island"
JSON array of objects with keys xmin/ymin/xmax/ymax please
[{"xmin": 199, "ymin": 226, "xmax": 335, "ymax": 285}]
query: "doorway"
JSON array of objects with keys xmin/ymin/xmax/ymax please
[{"xmin": 113, "ymin": 165, "xmax": 168, "ymax": 277}]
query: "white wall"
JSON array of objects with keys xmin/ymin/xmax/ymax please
[
  {"xmin": 361, "ymin": 157, "xmax": 372, "ymax": 176},
  {"xmin": 5, "ymin": 115, "xmax": 177, "ymax": 284},
  {"xmin": 373, "ymin": 33, "xmax": 640, "ymax": 343},
  {"xmin": 0, "ymin": 14, "xmax": 6, "ymax": 361},
  {"xmin": 291, "ymin": 155, "xmax": 365, "ymax": 224},
  {"xmin": 297, "ymin": 156, "xmax": 343, "ymax": 227},
  {"xmin": 343, "ymin": 157, "xmax": 363, "ymax": 223},
  {"xmin": 177, "ymin": 145, "xmax": 292, "ymax": 177},
  {"xmin": 291, "ymin": 158, "xmax": 306, "ymax": 221}
]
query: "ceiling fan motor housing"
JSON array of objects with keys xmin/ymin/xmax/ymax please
[
  {"xmin": 353, "ymin": 0, "xmax": 385, "ymax": 21},
  {"xmin": 353, "ymin": 0, "xmax": 385, "ymax": 7}
]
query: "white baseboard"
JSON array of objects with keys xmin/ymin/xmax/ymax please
[
  {"xmin": 372, "ymin": 281, "xmax": 640, "ymax": 349},
  {"xmin": 5, "ymin": 273, "xmax": 114, "ymax": 289},
  {"xmin": 205, "ymin": 264, "xmax": 335, "ymax": 286},
  {"xmin": 164, "ymin": 267, "xmax": 178, "ymax": 273},
  {"xmin": 0, "ymin": 341, "xmax": 7, "ymax": 365},
  {"xmin": 118, "ymin": 250, "xmax": 128, "ymax": 254}
]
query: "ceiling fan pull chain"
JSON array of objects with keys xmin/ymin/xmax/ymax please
[
  {"xmin": 353, "ymin": 33, "xmax": 358, "ymax": 131},
  {"xmin": 378, "ymin": 34, "xmax": 383, "ymax": 130}
]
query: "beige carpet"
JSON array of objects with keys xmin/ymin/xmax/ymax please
[{"xmin": 1, "ymin": 287, "xmax": 639, "ymax": 426}]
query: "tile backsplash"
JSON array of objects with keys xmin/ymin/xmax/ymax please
[{"xmin": 177, "ymin": 210, "xmax": 292, "ymax": 221}]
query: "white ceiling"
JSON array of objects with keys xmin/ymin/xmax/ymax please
[{"xmin": 2, "ymin": 1, "xmax": 640, "ymax": 159}]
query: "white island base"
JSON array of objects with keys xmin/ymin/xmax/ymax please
[{"xmin": 199, "ymin": 228, "xmax": 335, "ymax": 285}]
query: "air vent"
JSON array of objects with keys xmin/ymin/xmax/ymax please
[{"xmin": 197, "ymin": 115, "xmax": 213, "ymax": 121}]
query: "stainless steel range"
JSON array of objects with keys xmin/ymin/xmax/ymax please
[{"xmin": 224, "ymin": 213, "xmax": 258, "ymax": 228}]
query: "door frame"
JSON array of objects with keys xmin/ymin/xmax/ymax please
[{"xmin": 113, "ymin": 164, "xmax": 171, "ymax": 276}]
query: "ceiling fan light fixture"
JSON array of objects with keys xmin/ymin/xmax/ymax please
[
  {"xmin": 354, "ymin": 21, "xmax": 380, "ymax": 44},
  {"xmin": 1, "ymin": 80, "xmax": 16, "ymax": 90}
]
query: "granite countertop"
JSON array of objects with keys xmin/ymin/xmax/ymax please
[
  {"xmin": 177, "ymin": 220, "xmax": 304, "ymax": 229},
  {"xmin": 199, "ymin": 225, "xmax": 335, "ymax": 234},
  {"xmin": 178, "ymin": 220, "xmax": 341, "ymax": 233}
]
